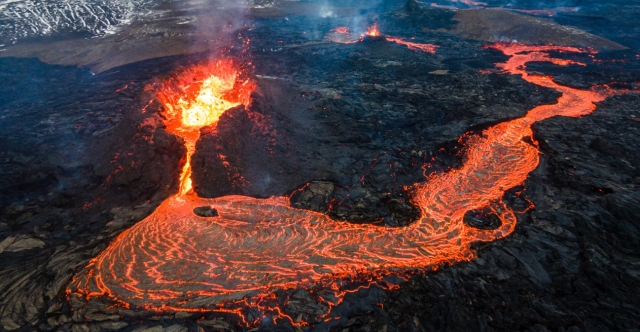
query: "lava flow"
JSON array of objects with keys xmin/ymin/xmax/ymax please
[
  {"xmin": 327, "ymin": 24, "xmax": 439, "ymax": 53},
  {"xmin": 70, "ymin": 44, "xmax": 631, "ymax": 324}
]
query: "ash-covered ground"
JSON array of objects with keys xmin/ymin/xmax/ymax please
[{"xmin": 1, "ymin": 0, "xmax": 640, "ymax": 331}]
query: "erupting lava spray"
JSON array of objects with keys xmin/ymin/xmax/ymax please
[
  {"xmin": 70, "ymin": 44, "xmax": 631, "ymax": 325},
  {"xmin": 154, "ymin": 59, "xmax": 256, "ymax": 195},
  {"xmin": 365, "ymin": 23, "xmax": 381, "ymax": 37}
]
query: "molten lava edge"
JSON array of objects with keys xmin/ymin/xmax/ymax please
[{"xmin": 69, "ymin": 43, "xmax": 631, "ymax": 325}]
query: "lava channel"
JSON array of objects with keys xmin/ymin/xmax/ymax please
[{"xmin": 69, "ymin": 44, "xmax": 632, "ymax": 325}]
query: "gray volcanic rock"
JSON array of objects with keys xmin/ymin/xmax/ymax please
[
  {"xmin": 290, "ymin": 181, "xmax": 335, "ymax": 213},
  {"xmin": 0, "ymin": 57, "xmax": 185, "ymax": 331},
  {"xmin": 193, "ymin": 206, "xmax": 219, "ymax": 217},
  {"xmin": 0, "ymin": 236, "xmax": 45, "ymax": 253},
  {"xmin": 0, "ymin": 0, "xmax": 156, "ymax": 44},
  {"xmin": 449, "ymin": 9, "xmax": 627, "ymax": 50}
]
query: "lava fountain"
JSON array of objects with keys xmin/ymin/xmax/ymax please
[
  {"xmin": 69, "ymin": 44, "xmax": 631, "ymax": 325},
  {"xmin": 365, "ymin": 23, "xmax": 382, "ymax": 37},
  {"xmin": 154, "ymin": 59, "xmax": 256, "ymax": 195}
]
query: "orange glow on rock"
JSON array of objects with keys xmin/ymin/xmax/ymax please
[
  {"xmin": 385, "ymin": 36, "xmax": 439, "ymax": 53},
  {"xmin": 365, "ymin": 23, "xmax": 381, "ymax": 37},
  {"xmin": 333, "ymin": 26, "xmax": 350, "ymax": 34},
  {"xmin": 326, "ymin": 26, "xmax": 359, "ymax": 44},
  {"xmin": 327, "ymin": 24, "xmax": 439, "ymax": 54},
  {"xmin": 69, "ymin": 44, "xmax": 632, "ymax": 325},
  {"xmin": 155, "ymin": 59, "xmax": 256, "ymax": 195}
]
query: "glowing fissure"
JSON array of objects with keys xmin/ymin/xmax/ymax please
[
  {"xmin": 70, "ymin": 43, "xmax": 630, "ymax": 324},
  {"xmin": 327, "ymin": 24, "xmax": 439, "ymax": 54}
]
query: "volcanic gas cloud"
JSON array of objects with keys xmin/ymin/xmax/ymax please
[{"xmin": 69, "ymin": 43, "xmax": 631, "ymax": 325}]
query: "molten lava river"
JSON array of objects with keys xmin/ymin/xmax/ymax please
[{"xmin": 70, "ymin": 44, "xmax": 631, "ymax": 325}]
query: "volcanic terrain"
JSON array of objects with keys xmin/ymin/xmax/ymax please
[{"xmin": 1, "ymin": 0, "xmax": 639, "ymax": 331}]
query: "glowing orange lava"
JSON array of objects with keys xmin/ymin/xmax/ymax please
[
  {"xmin": 70, "ymin": 44, "xmax": 632, "ymax": 325},
  {"xmin": 365, "ymin": 23, "xmax": 381, "ymax": 37},
  {"xmin": 326, "ymin": 26, "xmax": 359, "ymax": 44},
  {"xmin": 327, "ymin": 24, "xmax": 439, "ymax": 53},
  {"xmin": 385, "ymin": 36, "xmax": 439, "ymax": 53},
  {"xmin": 333, "ymin": 26, "xmax": 350, "ymax": 34},
  {"xmin": 154, "ymin": 59, "xmax": 256, "ymax": 195}
]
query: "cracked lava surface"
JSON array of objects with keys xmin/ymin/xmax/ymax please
[{"xmin": 69, "ymin": 43, "xmax": 631, "ymax": 324}]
